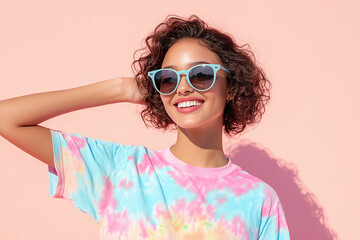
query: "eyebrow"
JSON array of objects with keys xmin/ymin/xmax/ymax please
[{"xmin": 163, "ymin": 61, "xmax": 210, "ymax": 70}]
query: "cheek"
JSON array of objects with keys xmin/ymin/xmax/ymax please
[
  {"xmin": 160, "ymin": 96, "xmax": 172, "ymax": 113},
  {"xmin": 211, "ymin": 82, "xmax": 228, "ymax": 105}
]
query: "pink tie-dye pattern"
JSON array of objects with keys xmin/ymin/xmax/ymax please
[
  {"xmin": 277, "ymin": 203, "xmax": 288, "ymax": 230},
  {"xmin": 51, "ymin": 131, "xmax": 290, "ymax": 239},
  {"xmin": 261, "ymin": 187, "xmax": 277, "ymax": 218},
  {"xmin": 186, "ymin": 199, "xmax": 205, "ymax": 222},
  {"xmin": 104, "ymin": 209, "xmax": 130, "ymax": 236},
  {"xmin": 98, "ymin": 176, "xmax": 115, "ymax": 213},
  {"xmin": 259, "ymin": 187, "xmax": 287, "ymax": 233},
  {"xmin": 115, "ymin": 210, "xmax": 131, "ymax": 237},
  {"xmin": 171, "ymin": 198, "xmax": 215, "ymax": 226},
  {"xmin": 119, "ymin": 179, "xmax": 133, "ymax": 189},
  {"xmin": 138, "ymin": 154, "xmax": 154, "ymax": 175},
  {"xmin": 97, "ymin": 175, "xmax": 131, "ymax": 236},
  {"xmin": 154, "ymin": 203, "xmax": 172, "ymax": 222},
  {"xmin": 261, "ymin": 190, "xmax": 273, "ymax": 218},
  {"xmin": 223, "ymin": 215, "xmax": 249, "ymax": 238},
  {"xmin": 61, "ymin": 132, "xmax": 87, "ymax": 160},
  {"xmin": 61, "ymin": 147, "xmax": 86, "ymax": 195},
  {"xmin": 165, "ymin": 197, "xmax": 249, "ymax": 239},
  {"xmin": 138, "ymin": 219, "xmax": 149, "ymax": 239},
  {"xmin": 205, "ymin": 204, "xmax": 217, "ymax": 218},
  {"xmin": 171, "ymin": 198, "xmax": 186, "ymax": 214},
  {"xmin": 131, "ymin": 152, "xmax": 167, "ymax": 175},
  {"xmin": 168, "ymin": 169, "xmax": 259, "ymax": 199},
  {"xmin": 216, "ymin": 195, "xmax": 228, "ymax": 205}
]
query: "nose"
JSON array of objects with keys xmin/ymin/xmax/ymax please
[{"xmin": 176, "ymin": 74, "xmax": 194, "ymax": 95}]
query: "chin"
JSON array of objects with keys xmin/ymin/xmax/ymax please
[
  {"xmin": 166, "ymin": 107, "xmax": 225, "ymax": 132},
  {"xmin": 177, "ymin": 118, "xmax": 221, "ymax": 132},
  {"xmin": 176, "ymin": 120, "xmax": 202, "ymax": 130}
]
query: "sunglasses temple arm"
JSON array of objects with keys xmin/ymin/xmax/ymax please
[{"xmin": 220, "ymin": 66, "xmax": 230, "ymax": 73}]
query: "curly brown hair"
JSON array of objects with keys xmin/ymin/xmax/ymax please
[{"xmin": 131, "ymin": 14, "xmax": 271, "ymax": 136}]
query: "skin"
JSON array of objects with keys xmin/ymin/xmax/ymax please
[
  {"xmin": 0, "ymin": 38, "xmax": 229, "ymax": 170},
  {"xmin": 160, "ymin": 38, "xmax": 230, "ymax": 168},
  {"xmin": 0, "ymin": 77, "xmax": 143, "ymax": 168}
]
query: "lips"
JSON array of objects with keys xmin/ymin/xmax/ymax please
[
  {"xmin": 177, "ymin": 101, "xmax": 202, "ymax": 108},
  {"xmin": 173, "ymin": 97, "xmax": 205, "ymax": 107},
  {"xmin": 173, "ymin": 97, "xmax": 204, "ymax": 114}
]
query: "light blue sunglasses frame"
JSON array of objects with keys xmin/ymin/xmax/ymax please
[{"xmin": 147, "ymin": 63, "xmax": 230, "ymax": 95}]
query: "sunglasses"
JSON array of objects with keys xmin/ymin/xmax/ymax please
[{"xmin": 147, "ymin": 63, "xmax": 230, "ymax": 95}]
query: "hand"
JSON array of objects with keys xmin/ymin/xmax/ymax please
[{"xmin": 120, "ymin": 77, "xmax": 146, "ymax": 105}]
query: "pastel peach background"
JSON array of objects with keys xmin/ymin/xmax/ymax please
[{"xmin": 0, "ymin": 0, "xmax": 359, "ymax": 239}]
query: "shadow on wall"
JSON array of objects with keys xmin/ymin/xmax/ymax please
[{"xmin": 224, "ymin": 138, "xmax": 338, "ymax": 240}]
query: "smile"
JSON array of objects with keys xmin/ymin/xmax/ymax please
[
  {"xmin": 177, "ymin": 101, "xmax": 203, "ymax": 108},
  {"xmin": 174, "ymin": 100, "xmax": 204, "ymax": 114}
]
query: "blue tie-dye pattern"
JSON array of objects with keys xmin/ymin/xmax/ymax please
[{"xmin": 48, "ymin": 129, "xmax": 290, "ymax": 239}]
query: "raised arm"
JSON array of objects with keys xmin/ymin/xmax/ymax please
[{"xmin": 0, "ymin": 77, "xmax": 144, "ymax": 168}]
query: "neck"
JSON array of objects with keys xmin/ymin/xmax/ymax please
[{"xmin": 170, "ymin": 122, "xmax": 228, "ymax": 168}]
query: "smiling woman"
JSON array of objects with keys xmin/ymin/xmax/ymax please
[
  {"xmin": 150, "ymin": 40, "xmax": 230, "ymax": 132},
  {"xmin": 0, "ymin": 14, "xmax": 290, "ymax": 239},
  {"xmin": 133, "ymin": 16, "xmax": 271, "ymax": 136}
]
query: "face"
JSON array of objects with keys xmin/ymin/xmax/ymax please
[{"xmin": 160, "ymin": 38, "xmax": 229, "ymax": 131}]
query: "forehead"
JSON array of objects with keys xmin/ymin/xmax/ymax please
[{"xmin": 161, "ymin": 38, "xmax": 222, "ymax": 69}]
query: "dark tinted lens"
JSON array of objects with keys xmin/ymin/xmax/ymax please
[
  {"xmin": 189, "ymin": 65, "xmax": 214, "ymax": 90},
  {"xmin": 154, "ymin": 70, "xmax": 178, "ymax": 94}
]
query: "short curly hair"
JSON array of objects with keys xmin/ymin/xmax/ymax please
[{"xmin": 131, "ymin": 14, "xmax": 271, "ymax": 136}]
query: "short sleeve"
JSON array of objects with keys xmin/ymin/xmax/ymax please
[
  {"xmin": 258, "ymin": 192, "xmax": 290, "ymax": 240},
  {"xmin": 47, "ymin": 129, "xmax": 127, "ymax": 221}
]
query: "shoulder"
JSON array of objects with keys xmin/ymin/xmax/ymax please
[
  {"xmin": 115, "ymin": 144, "xmax": 161, "ymax": 162},
  {"xmin": 228, "ymin": 167, "xmax": 281, "ymax": 203}
]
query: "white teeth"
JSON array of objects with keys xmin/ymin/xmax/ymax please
[{"xmin": 177, "ymin": 101, "xmax": 202, "ymax": 108}]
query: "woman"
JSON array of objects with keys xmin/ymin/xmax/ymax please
[{"xmin": 0, "ymin": 15, "xmax": 290, "ymax": 239}]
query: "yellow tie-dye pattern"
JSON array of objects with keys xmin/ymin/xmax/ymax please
[
  {"xmin": 98, "ymin": 209, "xmax": 239, "ymax": 240},
  {"xmin": 60, "ymin": 147, "xmax": 87, "ymax": 196},
  {"xmin": 49, "ymin": 131, "xmax": 289, "ymax": 240}
]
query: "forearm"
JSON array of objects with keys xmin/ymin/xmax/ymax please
[{"xmin": 0, "ymin": 77, "xmax": 133, "ymax": 127}]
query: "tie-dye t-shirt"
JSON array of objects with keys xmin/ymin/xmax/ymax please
[{"xmin": 48, "ymin": 129, "xmax": 290, "ymax": 239}]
